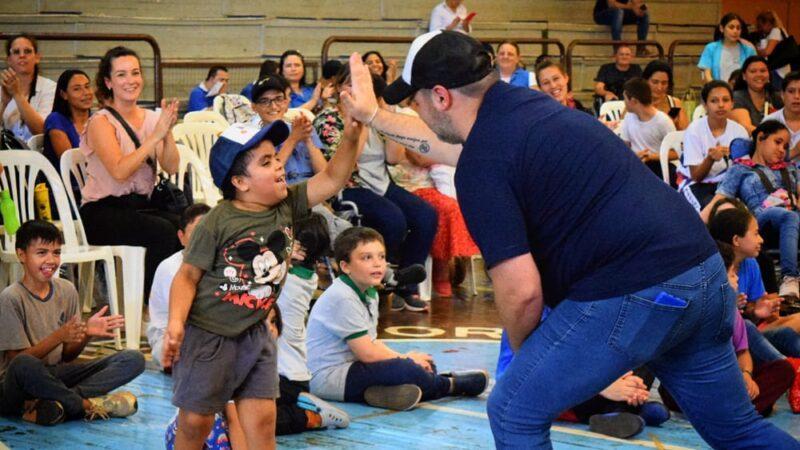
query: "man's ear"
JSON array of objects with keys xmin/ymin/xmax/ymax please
[{"xmin": 430, "ymin": 85, "xmax": 453, "ymax": 111}]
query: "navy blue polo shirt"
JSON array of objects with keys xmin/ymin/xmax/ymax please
[{"xmin": 455, "ymin": 82, "xmax": 717, "ymax": 306}]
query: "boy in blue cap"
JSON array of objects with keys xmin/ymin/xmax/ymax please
[{"xmin": 162, "ymin": 115, "xmax": 362, "ymax": 449}]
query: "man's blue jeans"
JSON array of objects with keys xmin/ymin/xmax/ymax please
[
  {"xmin": 756, "ymin": 207, "xmax": 800, "ymax": 277},
  {"xmin": 487, "ymin": 254, "xmax": 799, "ymax": 449},
  {"xmin": 763, "ymin": 326, "xmax": 800, "ymax": 358},
  {"xmin": 594, "ymin": 7, "xmax": 649, "ymax": 41}
]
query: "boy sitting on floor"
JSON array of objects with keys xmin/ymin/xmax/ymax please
[
  {"xmin": 0, "ymin": 220, "xmax": 144, "ymax": 425},
  {"xmin": 306, "ymin": 226, "xmax": 488, "ymax": 411}
]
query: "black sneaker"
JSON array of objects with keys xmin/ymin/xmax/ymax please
[
  {"xmin": 400, "ymin": 294, "xmax": 429, "ymax": 312},
  {"xmin": 589, "ymin": 412, "xmax": 645, "ymax": 439},
  {"xmin": 390, "ymin": 294, "xmax": 406, "ymax": 311},
  {"xmin": 364, "ymin": 384, "xmax": 422, "ymax": 411},
  {"xmin": 22, "ymin": 399, "xmax": 65, "ymax": 426},
  {"xmin": 442, "ymin": 370, "xmax": 489, "ymax": 396}
]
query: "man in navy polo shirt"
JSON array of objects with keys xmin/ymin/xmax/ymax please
[{"xmin": 339, "ymin": 31, "xmax": 799, "ymax": 449}]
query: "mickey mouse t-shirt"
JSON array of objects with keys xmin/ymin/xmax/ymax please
[{"xmin": 184, "ymin": 183, "xmax": 309, "ymax": 337}]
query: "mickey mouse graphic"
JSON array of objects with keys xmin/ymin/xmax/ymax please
[{"xmin": 217, "ymin": 229, "xmax": 290, "ymax": 310}]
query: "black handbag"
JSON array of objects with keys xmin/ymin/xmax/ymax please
[
  {"xmin": 0, "ymin": 128, "xmax": 27, "ymax": 150},
  {"xmin": 104, "ymin": 106, "xmax": 190, "ymax": 214},
  {"xmin": 150, "ymin": 173, "xmax": 190, "ymax": 214},
  {"xmin": 768, "ymin": 30, "xmax": 800, "ymax": 71}
]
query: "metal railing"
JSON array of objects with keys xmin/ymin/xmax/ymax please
[
  {"xmin": 667, "ymin": 39, "xmax": 709, "ymax": 68},
  {"xmin": 1, "ymin": 32, "xmax": 163, "ymax": 103},
  {"xmin": 321, "ymin": 35, "xmax": 565, "ymax": 65}
]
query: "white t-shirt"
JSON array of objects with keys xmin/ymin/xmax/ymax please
[
  {"xmin": 760, "ymin": 28, "xmax": 791, "ymax": 78},
  {"xmin": 719, "ymin": 45, "xmax": 740, "ymax": 83},
  {"xmin": 429, "ymin": 2, "xmax": 469, "ymax": 33},
  {"xmin": 1, "ymin": 76, "xmax": 56, "ymax": 142},
  {"xmin": 679, "ymin": 117, "xmax": 749, "ymax": 183},
  {"xmin": 147, "ymin": 250, "xmax": 183, "ymax": 333},
  {"xmin": 763, "ymin": 109, "xmax": 800, "ymax": 151},
  {"xmin": 621, "ymin": 110, "xmax": 676, "ymax": 155}
]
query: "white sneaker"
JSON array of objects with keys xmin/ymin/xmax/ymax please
[
  {"xmin": 297, "ymin": 392, "xmax": 349, "ymax": 429},
  {"xmin": 779, "ymin": 276, "xmax": 800, "ymax": 298}
]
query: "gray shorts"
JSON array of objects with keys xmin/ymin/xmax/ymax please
[{"xmin": 172, "ymin": 322, "xmax": 279, "ymax": 414}]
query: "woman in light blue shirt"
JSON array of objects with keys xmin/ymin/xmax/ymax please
[{"xmin": 698, "ymin": 13, "xmax": 756, "ymax": 82}]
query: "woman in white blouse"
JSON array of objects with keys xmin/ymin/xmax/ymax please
[{"xmin": 1, "ymin": 34, "xmax": 56, "ymax": 143}]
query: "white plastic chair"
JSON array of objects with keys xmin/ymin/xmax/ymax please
[
  {"xmin": 60, "ymin": 148, "xmax": 147, "ymax": 350},
  {"xmin": 26, "ymin": 134, "xmax": 44, "ymax": 153},
  {"xmin": 0, "ymin": 151, "xmax": 125, "ymax": 348},
  {"xmin": 172, "ymin": 122, "xmax": 225, "ymax": 167},
  {"xmin": 162, "ymin": 144, "xmax": 222, "ymax": 207},
  {"xmin": 659, "ymin": 131, "xmax": 685, "ymax": 184},
  {"xmin": 599, "ymin": 100, "xmax": 626, "ymax": 122},
  {"xmin": 183, "ymin": 110, "xmax": 229, "ymax": 128},
  {"xmin": 692, "ymin": 104, "xmax": 707, "ymax": 122}
]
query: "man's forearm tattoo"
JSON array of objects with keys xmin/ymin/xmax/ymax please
[{"xmin": 380, "ymin": 130, "xmax": 431, "ymax": 154}]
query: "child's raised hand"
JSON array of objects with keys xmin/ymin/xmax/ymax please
[{"xmin": 85, "ymin": 305, "xmax": 124, "ymax": 338}]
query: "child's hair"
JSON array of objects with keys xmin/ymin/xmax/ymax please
[
  {"xmin": 623, "ymin": 78, "xmax": 652, "ymax": 105},
  {"xmin": 270, "ymin": 304, "xmax": 283, "ymax": 336},
  {"xmin": 716, "ymin": 240, "xmax": 736, "ymax": 270},
  {"xmin": 751, "ymin": 120, "xmax": 790, "ymax": 157},
  {"xmin": 96, "ymin": 46, "xmax": 141, "ymax": 103},
  {"xmin": 707, "ymin": 197, "xmax": 746, "ymax": 221},
  {"xmin": 15, "ymin": 220, "xmax": 64, "ymax": 251},
  {"xmin": 294, "ymin": 213, "xmax": 331, "ymax": 269},
  {"xmin": 714, "ymin": 12, "xmax": 746, "ymax": 41},
  {"xmin": 333, "ymin": 227, "xmax": 385, "ymax": 264},
  {"xmin": 701, "ymin": 80, "xmax": 733, "ymax": 103},
  {"xmin": 783, "ymin": 71, "xmax": 800, "ymax": 91},
  {"xmin": 221, "ymin": 149, "xmax": 257, "ymax": 200},
  {"xmin": 708, "ymin": 207, "xmax": 754, "ymax": 245},
  {"xmin": 179, "ymin": 203, "xmax": 211, "ymax": 230}
]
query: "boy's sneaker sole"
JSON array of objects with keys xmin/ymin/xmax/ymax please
[
  {"xmin": 364, "ymin": 384, "xmax": 422, "ymax": 411},
  {"xmin": 297, "ymin": 392, "xmax": 350, "ymax": 428},
  {"xmin": 401, "ymin": 295, "xmax": 429, "ymax": 312},
  {"xmin": 22, "ymin": 399, "xmax": 65, "ymax": 426},
  {"xmin": 390, "ymin": 294, "xmax": 406, "ymax": 311},
  {"xmin": 589, "ymin": 412, "xmax": 645, "ymax": 439}
]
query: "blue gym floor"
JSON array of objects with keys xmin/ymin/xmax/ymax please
[{"xmin": 1, "ymin": 339, "xmax": 798, "ymax": 449}]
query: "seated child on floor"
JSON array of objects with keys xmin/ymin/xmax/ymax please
[
  {"xmin": 660, "ymin": 241, "xmax": 796, "ymax": 416},
  {"xmin": 165, "ymin": 305, "xmax": 349, "ymax": 449},
  {"xmin": 147, "ymin": 203, "xmax": 211, "ymax": 371},
  {"xmin": 161, "ymin": 116, "xmax": 361, "ymax": 448},
  {"xmin": 0, "ymin": 220, "xmax": 144, "ymax": 425},
  {"xmin": 306, "ymin": 226, "xmax": 488, "ymax": 411}
]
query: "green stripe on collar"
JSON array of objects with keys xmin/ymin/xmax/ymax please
[
  {"xmin": 339, "ymin": 274, "xmax": 378, "ymax": 305},
  {"xmin": 289, "ymin": 265, "xmax": 315, "ymax": 280}
]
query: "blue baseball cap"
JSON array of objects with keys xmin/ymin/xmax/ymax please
[{"xmin": 209, "ymin": 121, "xmax": 290, "ymax": 188}]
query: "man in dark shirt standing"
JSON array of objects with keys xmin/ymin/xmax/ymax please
[
  {"xmin": 594, "ymin": 45, "xmax": 642, "ymax": 113},
  {"xmin": 340, "ymin": 31, "xmax": 799, "ymax": 449}
]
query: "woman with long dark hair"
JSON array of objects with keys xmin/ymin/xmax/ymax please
[
  {"xmin": 43, "ymin": 69, "xmax": 93, "ymax": 171},
  {"xmin": 1, "ymin": 34, "xmax": 56, "ymax": 142},
  {"xmin": 279, "ymin": 50, "xmax": 319, "ymax": 110},
  {"xmin": 643, "ymin": 60, "xmax": 689, "ymax": 130},
  {"xmin": 731, "ymin": 56, "xmax": 783, "ymax": 133},
  {"xmin": 79, "ymin": 46, "xmax": 181, "ymax": 295},
  {"xmin": 698, "ymin": 13, "xmax": 757, "ymax": 82}
]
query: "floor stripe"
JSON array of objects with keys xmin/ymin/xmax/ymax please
[{"xmin": 417, "ymin": 403, "xmax": 694, "ymax": 450}]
